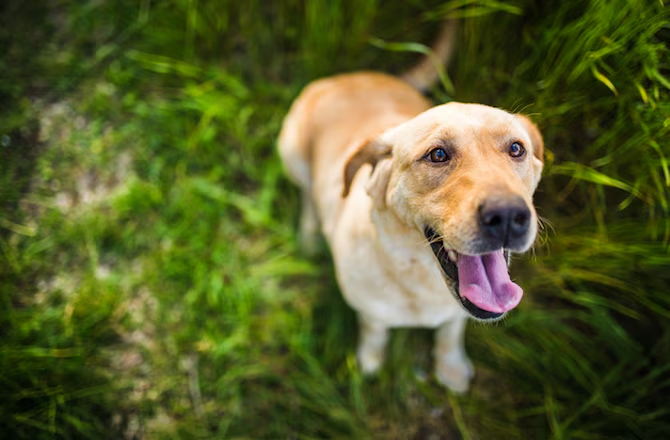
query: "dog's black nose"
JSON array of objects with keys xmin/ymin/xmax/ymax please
[{"xmin": 479, "ymin": 196, "xmax": 530, "ymax": 247}]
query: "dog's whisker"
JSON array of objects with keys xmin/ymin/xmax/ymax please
[
  {"xmin": 424, "ymin": 235, "xmax": 448, "ymax": 248},
  {"xmin": 533, "ymin": 216, "xmax": 554, "ymax": 249}
]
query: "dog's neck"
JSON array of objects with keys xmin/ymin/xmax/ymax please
[
  {"xmin": 370, "ymin": 207, "xmax": 433, "ymax": 267},
  {"xmin": 368, "ymin": 205, "xmax": 463, "ymax": 319}
]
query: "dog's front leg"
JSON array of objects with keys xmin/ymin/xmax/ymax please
[
  {"xmin": 299, "ymin": 191, "xmax": 320, "ymax": 256},
  {"xmin": 434, "ymin": 316, "xmax": 474, "ymax": 393},
  {"xmin": 356, "ymin": 313, "xmax": 389, "ymax": 374}
]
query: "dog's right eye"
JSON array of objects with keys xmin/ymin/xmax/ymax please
[{"xmin": 428, "ymin": 147, "xmax": 450, "ymax": 163}]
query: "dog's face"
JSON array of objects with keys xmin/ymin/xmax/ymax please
[{"xmin": 344, "ymin": 102, "xmax": 544, "ymax": 321}]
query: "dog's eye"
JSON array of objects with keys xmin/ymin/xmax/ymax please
[
  {"xmin": 428, "ymin": 147, "xmax": 450, "ymax": 163},
  {"xmin": 508, "ymin": 142, "xmax": 526, "ymax": 159}
]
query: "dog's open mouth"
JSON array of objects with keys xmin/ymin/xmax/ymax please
[{"xmin": 424, "ymin": 227, "xmax": 523, "ymax": 321}]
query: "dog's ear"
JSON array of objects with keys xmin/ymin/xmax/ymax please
[
  {"xmin": 517, "ymin": 114, "xmax": 544, "ymax": 191},
  {"xmin": 342, "ymin": 138, "xmax": 392, "ymax": 197},
  {"xmin": 517, "ymin": 115, "xmax": 544, "ymax": 163},
  {"xmin": 365, "ymin": 158, "xmax": 393, "ymax": 209}
]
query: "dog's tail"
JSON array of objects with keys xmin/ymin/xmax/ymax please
[{"xmin": 401, "ymin": 20, "xmax": 457, "ymax": 92}]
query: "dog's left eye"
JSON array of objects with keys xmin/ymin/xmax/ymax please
[
  {"xmin": 428, "ymin": 147, "xmax": 450, "ymax": 163},
  {"xmin": 508, "ymin": 142, "xmax": 526, "ymax": 159}
]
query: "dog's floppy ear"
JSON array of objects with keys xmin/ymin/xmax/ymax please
[
  {"xmin": 517, "ymin": 115, "xmax": 544, "ymax": 163},
  {"xmin": 517, "ymin": 114, "xmax": 544, "ymax": 191},
  {"xmin": 342, "ymin": 138, "xmax": 392, "ymax": 197},
  {"xmin": 365, "ymin": 158, "xmax": 393, "ymax": 209}
]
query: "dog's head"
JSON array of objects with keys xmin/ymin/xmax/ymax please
[{"xmin": 343, "ymin": 102, "xmax": 544, "ymax": 321}]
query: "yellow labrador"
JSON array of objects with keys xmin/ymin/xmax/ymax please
[{"xmin": 278, "ymin": 25, "xmax": 543, "ymax": 393}]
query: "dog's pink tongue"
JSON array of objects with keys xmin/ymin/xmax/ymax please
[{"xmin": 458, "ymin": 251, "xmax": 523, "ymax": 313}]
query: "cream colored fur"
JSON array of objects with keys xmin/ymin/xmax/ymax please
[{"xmin": 278, "ymin": 67, "xmax": 543, "ymax": 393}]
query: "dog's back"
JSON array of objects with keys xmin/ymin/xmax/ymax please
[
  {"xmin": 278, "ymin": 72, "xmax": 429, "ymax": 239},
  {"xmin": 278, "ymin": 23, "xmax": 455, "ymax": 240}
]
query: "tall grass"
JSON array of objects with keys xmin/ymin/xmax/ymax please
[{"xmin": 1, "ymin": 0, "xmax": 669, "ymax": 438}]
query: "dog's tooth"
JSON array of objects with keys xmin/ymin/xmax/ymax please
[{"xmin": 447, "ymin": 250, "xmax": 458, "ymax": 263}]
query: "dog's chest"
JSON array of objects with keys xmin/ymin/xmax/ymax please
[
  {"xmin": 375, "ymin": 243, "xmax": 462, "ymax": 326},
  {"xmin": 332, "ymin": 208, "xmax": 463, "ymax": 327}
]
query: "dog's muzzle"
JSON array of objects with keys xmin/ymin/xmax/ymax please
[{"xmin": 424, "ymin": 227, "xmax": 523, "ymax": 321}]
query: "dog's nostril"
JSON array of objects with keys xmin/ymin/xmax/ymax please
[
  {"xmin": 483, "ymin": 213, "xmax": 503, "ymax": 227},
  {"xmin": 510, "ymin": 209, "xmax": 530, "ymax": 236},
  {"xmin": 513, "ymin": 213, "xmax": 528, "ymax": 227},
  {"xmin": 479, "ymin": 197, "xmax": 531, "ymax": 244},
  {"xmin": 479, "ymin": 206, "xmax": 508, "ymax": 242}
]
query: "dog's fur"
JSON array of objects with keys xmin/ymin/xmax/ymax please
[{"xmin": 278, "ymin": 24, "xmax": 543, "ymax": 393}]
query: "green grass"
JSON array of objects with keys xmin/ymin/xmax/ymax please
[{"xmin": 1, "ymin": 0, "xmax": 669, "ymax": 438}]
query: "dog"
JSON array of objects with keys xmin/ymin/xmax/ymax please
[{"xmin": 277, "ymin": 22, "xmax": 544, "ymax": 393}]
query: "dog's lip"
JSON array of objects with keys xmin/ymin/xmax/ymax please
[{"xmin": 424, "ymin": 226, "xmax": 508, "ymax": 321}]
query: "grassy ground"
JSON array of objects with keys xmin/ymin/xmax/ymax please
[{"xmin": 1, "ymin": 0, "xmax": 669, "ymax": 438}]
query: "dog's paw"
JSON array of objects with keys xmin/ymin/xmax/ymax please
[
  {"xmin": 357, "ymin": 347, "xmax": 384, "ymax": 374},
  {"xmin": 435, "ymin": 354, "xmax": 474, "ymax": 394}
]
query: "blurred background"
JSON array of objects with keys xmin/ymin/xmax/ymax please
[{"xmin": 1, "ymin": 0, "xmax": 669, "ymax": 438}]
